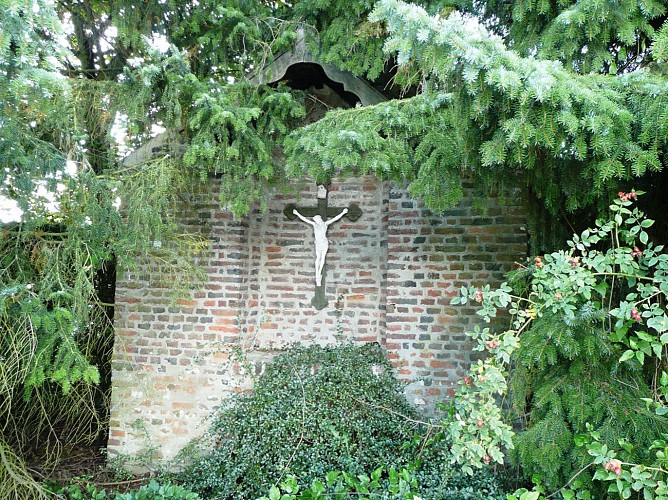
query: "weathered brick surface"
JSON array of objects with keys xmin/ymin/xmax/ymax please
[
  {"xmin": 109, "ymin": 199, "xmax": 252, "ymax": 460},
  {"xmin": 384, "ymin": 183, "xmax": 526, "ymax": 408},
  {"xmin": 109, "ymin": 177, "xmax": 526, "ymax": 460}
]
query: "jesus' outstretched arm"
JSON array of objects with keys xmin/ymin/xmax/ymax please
[
  {"xmin": 293, "ymin": 208, "xmax": 316, "ymax": 226},
  {"xmin": 325, "ymin": 208, "xmax": 348, "ymax": 226}
]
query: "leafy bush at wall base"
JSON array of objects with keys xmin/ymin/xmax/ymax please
[
  {"xmin": 172, "ymin": 343, "xmax": 505, "ymax": 500},
  {"xmin": 174, "ymin": 343, "xmax": 417, "ymax": 498},
  {"xmin": 50, "ymin": 480, "xmax": 200, "ymax": 499}
]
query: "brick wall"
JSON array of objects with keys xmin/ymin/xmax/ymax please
[
  {"xmin": 384, "ymin": 183, "xmax": 526, "ymax": 408},
  {"xmin": 109, "ymin": 197, "xmax": 252, "ymax": 460},
  {"xmin": 108, "ymin": 177, "xmax": 526, "ymax": 461}
]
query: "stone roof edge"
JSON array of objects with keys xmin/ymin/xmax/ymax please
[{"xmin": 249, "ymin": 29, "xmax": 387, "ymax": 106}]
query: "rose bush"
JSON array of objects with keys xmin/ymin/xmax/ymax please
[{"xmin": 450, "ymin": 192, "xmax": 668, "ymax": 498}]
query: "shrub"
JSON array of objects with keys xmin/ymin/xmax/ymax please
[
  {"xmin": 115, "ymin": 480, "xmax": 200, "ymax": 499},
  {"xmin": 257, "ymin": 468, "xmax": 420, "ymax": 500},
  {"xmin": 174, "ymin": 343, "xmax": 421, "ymax": 498},
  {"xmin": 51, "ymin": 480, "xmax": 199, "ymax": 499},
  {"xmin": 172, "ymin": 343, "xmax": 505, "ymax": 499},
  {"xmin": 506, "ymin": 193, "xmax": 667, "ymax": 493}
]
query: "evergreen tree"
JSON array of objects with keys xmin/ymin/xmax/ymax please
[{"xmin": 287, "ymin": 0, "xmax": 668, "ymax": 248}]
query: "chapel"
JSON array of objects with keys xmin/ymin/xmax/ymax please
[{"xmin": 108, "ymin": 34, "xmax": 527, "ymax": 460}]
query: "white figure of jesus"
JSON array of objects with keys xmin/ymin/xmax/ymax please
[{"xmin": 293, "ymin": 207, "xmax": 348, "ymax": 287}]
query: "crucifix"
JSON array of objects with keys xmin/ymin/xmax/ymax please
[{"xmin": 284, "ymin": 184, "xmax": 362, "ymax": 310}]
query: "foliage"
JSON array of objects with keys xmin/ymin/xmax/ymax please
[
  {"xmin": 0, "ymin": 0, "xmax": 295, "ymax": 490},
  {"xmin": 257, "ymin": 468, "xmax": 420, "ymax": 500},
  {"xmin": 289, "ymin": 0, "xmax": 668, "ymax": 222},
  {"xmin": 270, "ymin": 466, "xmax": 513, "ymax": 500},
  {"xmin": 582, "ymin": 430, "xmax": 668, "ymax": 499},
  {"xmin": 285, "ymin": 0, "xmax": 668, "ymax": 254},
  {"xmin": 52, "ymin": 479, "xmax": 200, "ymax": 499},
  {"xmin": 285, "ymin": 93, "xmax": 464, "ymax": 211},
  {"xmin": 446, "ymin": 285, "xmax": 521, "ymax": 478},
  {"xmin": 182, "ymin": 81, "xmax": 305, "ymax": 215},
  {"xmin": 0, "ymin": 162, "xmax": 209, "ymax": 492},
  {"xmin": 453, "ymin": 192, "xmax": 668, "ymax": 497},
  {"xmin": 0, "ymin": 256, "xmax": 108, "ymax": 498},
  {"xmin": 0, "ymin": 439, "xmax": 51, "ymax": 499},
  {"xmin": 447, "ymin": 0, "xmax": 666, "ymax": 75},
  {"xmin": 509, "ymin": 434, "xmax": 668, "ymax": 499},
  {"xmin": 116, "ymin": 480, "xmax": 200, "ymax": 500},
  {"xmin": 291, "ymin": 0, "xmax": 388, "ymax": 80},
  {"xmin": 654, "ymin": 19, "xmax": 668, "ymax": 63},
  {"xmin": 172, "ymin": 343, "xmax": 503, "ymax": 500},
  {"xmin": 434, "ymin": 320, "xmax": 517, "ymax": 476},
  {"xmin": 1, "ymin": 11, "xmax": 306, "ymax": 488},
  {"xmin": 173, "ymin": 343, "xmax": 424, "ymax": 499}
]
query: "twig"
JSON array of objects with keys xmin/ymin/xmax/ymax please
[
  {"xmin": 87, "ymin": 477, "xmax": 150, "ymax": 487},
  {"xmin": 547, "ymin": 462, "xmax": 594, "ymax": 498},
  {"xmin": 352, "ymin": 397, "xmax": 440, "ymax": 428}
]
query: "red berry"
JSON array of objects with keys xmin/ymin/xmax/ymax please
[
  {"xmin": 483, "ymin": 455, "xmax": 491, "ymax": 463},
  {"xmin": 604, "ymin": 459, "xmax": 622, "ymax": 476},
  {"xmin": 485, "ymin": 339, "xmax": 500, "ymax": 349},
  {"xmin": 475, "ymin": 289, "xmax": 484, "ymax": 303},
  {"xmin": 477, "ymin": 419, "xmax": 484, "ymax": 428}
]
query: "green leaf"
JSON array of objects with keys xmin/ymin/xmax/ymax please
[
  {"xmin": 594, "ymin": 282, "xmax": 608, "ymax": 297},
  {"xmin": 325, "ymin": 471, "xmax": 339, "ymax": 486},
  {"xmin": 574, "ymin": 434, "xmax": 589, "ymax": 447},
  {"xmin": 619, "ymin": 350, "xmax": 635, "ymax": 362},
  {"xmin": 269, "ymin": 485, "xmax": 281, "ymax": 500},
  {"xmin": 594, "ymin": 469, "xmax": 610, "ymax": 480},
  {"xmin": 310, "ymin": 480, "xmax": 325, "ymax": 496}
]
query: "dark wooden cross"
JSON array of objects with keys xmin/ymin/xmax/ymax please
[{"xmin": 283, "ymin": 184, "xmax": 362, "ymax": 310}]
